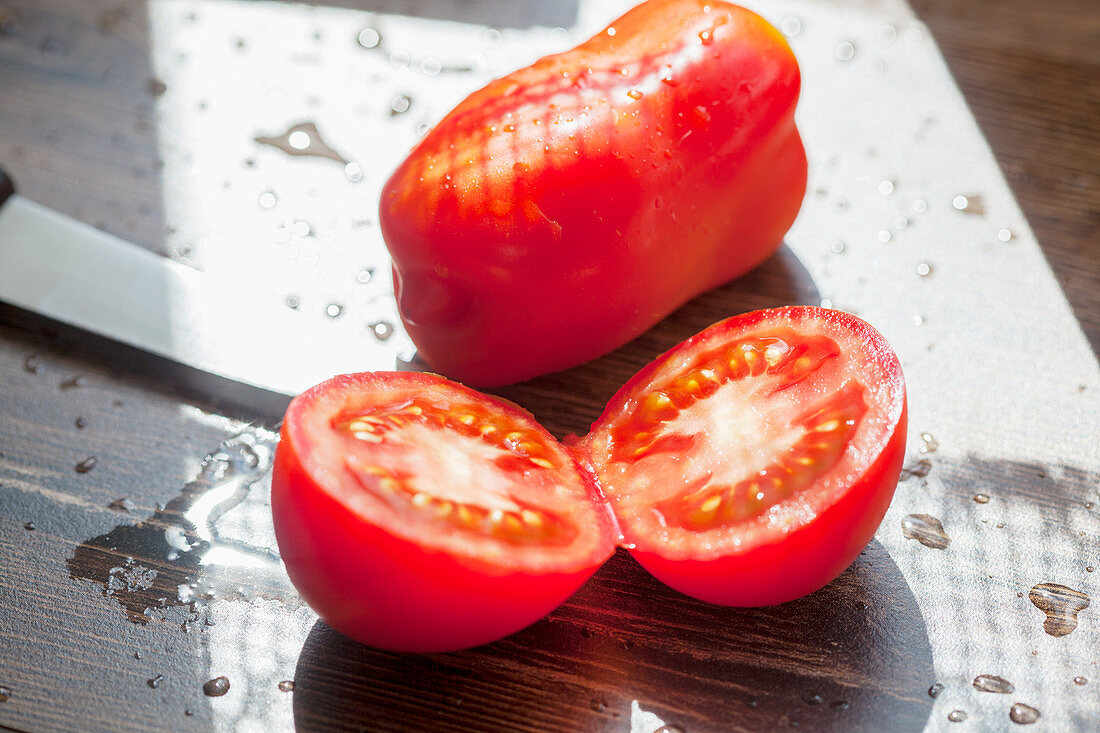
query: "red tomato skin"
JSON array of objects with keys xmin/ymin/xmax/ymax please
[
  {"xmin": 578, "ymin": 306, "xmax": 907, "ymax": 606},
  {"xmin": 628, "ymin": 404, "xmax": 906, "ymax": 606},
  {"xmin": 271, "ymin": 374, "xmax": 613, "ymax": 653},
  {"xmin": 380, "ymin": 0, "xmax": 806, "ymax": 386}
]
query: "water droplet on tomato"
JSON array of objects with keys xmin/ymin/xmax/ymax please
[
  {"xmin": 974, "ymin": 493, "xmax": 991, "ymax": 504},
  {"xmin": 75, "ymin": 457, "xmax": 98, "ymax": 474},
  {"xmin": 973, "ymin": 675, "xmax": 1014, "ymax": 694},
  {"xmin": 835, "ymin": 41, "xmax": 856, "ymax": 61},
  {"xmin": 1029, "ymin": 583, "xmax": 1090, "ymax": 636},
  {"xmin": 203, "ymin": 676, "xmax": 230, "ymax": 697},
  {"xmin": 901, "ymin": 514, "xmax": 950, "ymax": 549},
  {"xmin": 947, "ymin": 710, "xmax": 968, "ymax": 723},
  {"xmin": 1009, "ymin": 703, "xmax": 1040, "ymax": 725}
]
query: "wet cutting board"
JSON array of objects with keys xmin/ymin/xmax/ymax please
[{"xmin": 0, "ymin": 0, "xmax": 1098, "ymax": 731}]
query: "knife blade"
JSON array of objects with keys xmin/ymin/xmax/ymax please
[{"xmin": 0, "ymin": 168, "xmax": 399, "ymax": 405}]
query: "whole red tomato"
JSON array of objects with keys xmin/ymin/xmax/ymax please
[
  {"xmin": 380, "ymin": 0, "xmax": 807, "ymax": 386},
  {"xmin": 272, "ymin": 308, "xmax": 906, "ymax": 651}
]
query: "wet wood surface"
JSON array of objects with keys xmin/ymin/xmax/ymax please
[{"xmin": 0, "ymin": 0, "xmax": 1098, "ymax": 731}]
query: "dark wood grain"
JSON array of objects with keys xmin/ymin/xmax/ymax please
[{"xmin": 0, "ymin": 0, "xmax": 1097, "ymax": 731}]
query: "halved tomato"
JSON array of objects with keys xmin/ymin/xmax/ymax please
[
  {"xmin": 271, "ymin": 307, "xmax": 906, "ymax": 651},
  {"xmin": 271, "ymin": 372, "xmax": 617, "ymax": 652},
  {"xmin": 577, "ymin": 306, "xmax": 906, "ymax": 606}
]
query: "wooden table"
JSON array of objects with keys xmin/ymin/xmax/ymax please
[{"xmin": 0, "ymin": 1, "xmax": 1097, "ymax": 731}]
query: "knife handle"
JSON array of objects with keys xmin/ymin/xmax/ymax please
[{"xmin": 0, "ymin": 168, "xmax": 13, "ymax": 207}]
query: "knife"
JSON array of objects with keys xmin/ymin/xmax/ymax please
[{"xmin": 0, "ymin": 167, "xmax": 400, "ymax": 419}]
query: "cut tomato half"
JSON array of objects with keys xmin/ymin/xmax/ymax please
[
  {"xmin": 271, "ymin": 307, "xmax": 906, "ymax": 651},
  {"xmin": 271, "ymin": 372, "xmax": 616, "ymax": 653},
  {"xmin": 578, "ymin": 306, "xmax": 906, "ymax": 606}
]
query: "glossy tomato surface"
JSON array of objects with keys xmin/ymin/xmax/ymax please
[
  {"xmin": 380, "ymin": 0, "xmax": 806, "ymax": 386},
  {"xmin": 577, "ymin": 307, "xmax": 907, "ymax": 606},
  {"xmin": 271, "ymin": 372, "xmax": 616, "ymax": 652}
]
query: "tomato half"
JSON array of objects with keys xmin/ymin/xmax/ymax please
[
  {"xmin": 578, "ymin": 306, "xmax": 907, "ymax": 605},
  {"xmin": 271, "ymin": 372, "xmax": 616, "ymax": 652},
  {"xmin": 272, "ymin": 308, "xmax": 906, "ymax": 650}
]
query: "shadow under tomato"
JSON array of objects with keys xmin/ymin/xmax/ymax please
[
  {"xmin": 291, "ymin": 539, "xmax": 933, "ymax": 732},
  {"xmin": 492, "ymin": 242, "xmax": 821, "ymax": 438}
]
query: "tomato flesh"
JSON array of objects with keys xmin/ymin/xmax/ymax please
[
  {"xmin": 272, "ymin": 308, "xmax": 906, "ymax": 650},
  {"xmin": 579, "ymin": 307, "xmax": 906, "ymax": 605},
  {"xmin": 271, "ymin": 373, "xmax": 615, "ymax": 652}
]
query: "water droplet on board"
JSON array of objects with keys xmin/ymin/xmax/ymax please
[
  {"xmin": 108, "ymin": 497, "xmax": 135, "ymax": 512},
  {"xmin": 997, "ymin": 228, "xmax": 1015, "ymax": 242},
  {"xmin": 973, "ymin": 675, "xmax": 1014, "ymax": 694},
  {"xmin": 1088, "ymin": 566, "xmax": 1095, "ymax": 573},
  {"xmin": 390, "ymin": 95, "xmax": 412, "ymax": 115},
  {"xmin": 947, "ymin": 710, "xmax": 967, "ymax": 723},
  {"xmin": 370, "ymin": 321, "xmax": 394, "ymax": 341},
  {"xmin": 919, "ymin": 433, "xmax": 939, "ymax": 453},
  {"xmin": 24, "ymin": 521, "xmax": 35, "ymax": 530},
  {"xmin": 146, "ymin": 78, "xmax": 167, "ymax": 97},
  {"xmin": 23, "ymin": 354, "xmax": 41, "ymax": 373},
  {"xmin": 655, "ymin": 726, "xmax": 685, "ymax": 733},
  {"xmin": 878, "ymin": 25, "xmax": 897, "ymax": 43},
  {"xmin": 901, "ymin": 459, "xmax": 931, "ymax": 479},
  {"xmin": 357, "ymin": 28, "xmax": 381, "ymax": 49},
  {"xmin": 802, "ymin": 692, "xmax": 823, "ymax": 705},
  {"xmin": 344, "ymin": 161, "xmax": 363, "ymax": 182},
  {"xmin": 866, "ymin": 58, "xmax": 885, "ymax": 76},
  {"xmin": 325, "ymin": 303, "xmax": 343, "ymax": 318},
  {"xmin": 203, "ymin": 676, "xmax": 230, "ymax": 697},
  {"xmin": 835, "ymin": 41, "xmax": 856, "ymax": 61},
  {"xmin": 913, "ymin": 198, "xmax": 928, "ymax": 213},
  {"xmin": 830, "ymin": 240, "xmax": 846, "ymax": 253},
  {"xmin": 75, "ymin": 457, "xmax": 98, "ymax": 473},
  {"xmin": 1029, "ymin": 583, "xmax": 1090, "ymax": 636},
  {"xmin": 913, "ymin": 315, "xmax": 925, "ymax": 326},
  {"xmin": 877, "ymin": 230, "xmax": 892, "ymax": 243},
  {"xmin": 1009, "ymin": 703, "xmax": 1040, "ymax": 725},
  {"xmin": 780, "ymin": 17, "xmax": 801, "ymax": 37},
  {"xmin": 0, "ymin": 685, "xmax": 10, "ymax": 702},
  {"xmin": 1074, "ymin": 676, "xmax": 1088, "ymax": 686},
  {"xmin": 75, "ymin": 416, "xmax": 87, "ymax": 429},
  {"xmin": 356, "ymin": 269, "xmax": 373, "ymax": 284},
  {"xmin": 928, "ymin": 683, "xmax": 944, "ymax": 698},
  {"xmin": 147, "ymin": 674, "xmax": 164, "ymax": 689},
  {"xmin": 589, "ymin": 698, "xmax": 607, "ymax": 712},
  {"xmin": 285, "ymin": 295, "xmax": 300, "ymax": 310},
  {"xmin": 67, "ymin": 429, "xmax": 293, "ymax": 625},
  {"xmin": 894, "ymin": 216, "xmax": 909, "ymax": 230},
  {"xmin": 60, "ymin": 376, "xmax": 84, "ymax": 390},
  {"xmin": 974, "ymin": 493, "xmax": 991, "ymax": 504},
  {"xmin": 916, "ymin": 262, "xmax": 933, "ymax": 277},
  {"xmin": 902, "ymin": 514, "xmax": 950, "ymax": 549},
  {"xmin": 829, "ymin": 700, "xmax": 850, "ymax": 711},
  {"xmin": 258, "ymin": 191, "xmax": 277, "ymax": 209},
  {"xmin": 952, "ymin": 194, "xmax": 986, "ymax": 215},
  {"xmin": 254, "ymin": 122, "xmax": 349, "ymax": 165},
  {"xmin": 278, "ymin": 680, "xmax": 295, "ymax": 692}
]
